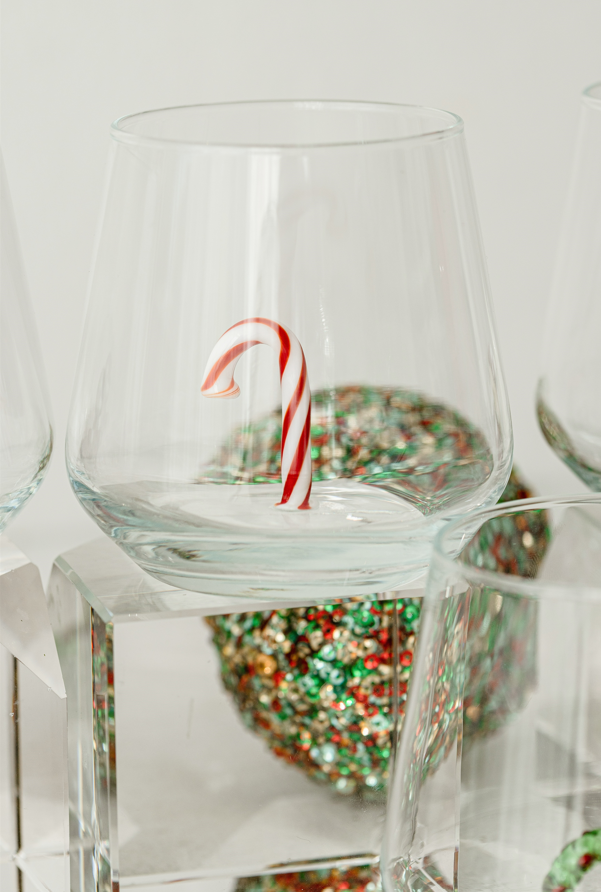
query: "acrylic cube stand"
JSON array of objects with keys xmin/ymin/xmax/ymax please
[
  {"xmin": 47, "ymin": 537, "xmax": 418, "ymax": 892},
  {"xmin": 0, "ymin": 536, "xmax": 68, "ymax": 892}
]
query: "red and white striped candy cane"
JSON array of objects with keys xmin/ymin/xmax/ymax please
[{"xmin": 201, "ymin": 317, "xmax": 312, "ymax": 510}]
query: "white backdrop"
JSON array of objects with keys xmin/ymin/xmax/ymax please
[{"xmin": 2, "ymin": 0, "xmax": 599, "ymax": 582}]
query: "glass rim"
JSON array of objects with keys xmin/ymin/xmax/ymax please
[
  {"xmin": 110, "ymin": 98, "xmax": 464, "ymax": 152},
  {"xmin": 434, "ymin": 492, "xmax": 601, "ymax": 600},
  {"xmin": 582, "ymin": 80, "xmax": 601, "ymax": 109}
]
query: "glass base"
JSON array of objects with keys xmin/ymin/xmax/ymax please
[
  {"xmin": 0, "ymin": 438, "xmax": 53, "ymax": 534},
  {"xmin": 118, "ymin": 859, "xmax": 381, "ymax": 892},
  {"xmin": 48, "ymin": 537, "xmax": 417, "ymax": 892},
  {"xmin": 0, "ymin": 479, "xmax": 44, "ymax": 534},
  {"xmin": 0, "ymin": 537, "xmax": 68, "ymax": 892},
  {"xmin": 537, "ymin": 395, "xmax": 601, "ymax": 491},
  {"xmin": 114, "ymin": 613, "xmax": 386, "ymax": 876},
  {"xmin": 73, "ymin": 477, "xmax": 436, "ymax": 597}
]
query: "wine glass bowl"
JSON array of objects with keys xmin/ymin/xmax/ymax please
[
  {"xmin": 537, "ymin": 82, "xmax": 601, "ymax": 491},
  {"xmin": 0, "ymin": 153, "xmax": 52, "ymax": 531},
  {"xmin": 66, "ymin": 100, "xmax": 512, "ymax": 596}
]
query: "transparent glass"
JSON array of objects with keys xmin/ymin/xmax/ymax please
[
  {"xmin": 0, "ymin": 153, "xmax": 53, "ymax": 531},
  {"xmin": 48, "ymin": 534, "xmax": 418, "ymax": 892},
  {"xmin": 67, "ymin": 101, "xmax": 512, "ymax": 597},
  {"xmin": 537, "ymin": 83, "xmax": 601, "ymax": 490},
  {"xmin": 0, "ymin": 537, "xmax": 68, "ymax": 892},
  {"xmin": 382, "ymin": 495, "xmax": 601, "ymax": 892},
  {"xmin": 48, "ymin": 495, "xmax": 541, "ymax": 892}
]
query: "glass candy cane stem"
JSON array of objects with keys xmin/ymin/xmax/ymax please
[{"xmin": 201, "ymin": 317, "xmax": 312, "ymax": 509}]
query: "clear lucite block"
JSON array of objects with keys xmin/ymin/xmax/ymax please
[
  {"xmin": 47, "ymin": 537, "xmax": 416, "ymax": 892},
  {"xmin": 0, "ymin": 537, "xmax": 68, "ymax": 892}
]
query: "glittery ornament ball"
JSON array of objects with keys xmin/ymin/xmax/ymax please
[
  {"xmin": 200, "ymin": 385, "xmax": 492, "ymax": 512},
  {"xmin": 206, "ymin": 464, "xmax": 546, "ymax": 799},
  {"xmin": 206, "ymin": 596, "xmax": 420, "ymax": 799}
]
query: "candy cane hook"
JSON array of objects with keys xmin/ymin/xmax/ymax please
[{"xmin": 202, "ymin": 317, "xmax": 312, "ymax": 509}]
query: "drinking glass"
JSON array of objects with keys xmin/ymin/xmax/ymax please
[
  {"xmin": 382, "ymin": 494, "xmax": 601, "ymax": 892},
  {"xmin": 0, "ymin": 152, "xmax": 53, "ymax": 530},
  {"xmin": 537, "ymin": 82, "xmax": 601, "ymax": 490},
  {"xmin": 66, "ymin": 100, "xmax": 512, "ymax": 597}
]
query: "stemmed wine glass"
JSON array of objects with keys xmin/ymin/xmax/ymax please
[
  {"xmin": 537, "ymin": 82, "xmax": 601, "ymax": 490},
  {"xmin": 0, "ymin": 152, "xmax": 53, "ymax": 531},
  {"xmin": 66, "ymin": 100, "xmax": 512, "ymax": 597}
]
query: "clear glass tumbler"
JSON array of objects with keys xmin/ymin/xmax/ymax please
[
  {"xmin": 0, "ymin": 152, "xmax": 53, "ymax": 530},
  {"xmin": 66, "ymin": 101, "xmax": 512, "ymax": 597},
  {"xmin": 382, "ymin": 494, "xmax": 601, "ymax": 892},
  {"xmin": 537, "ymin": 82, "xmax": 601, "ymax": 490}
]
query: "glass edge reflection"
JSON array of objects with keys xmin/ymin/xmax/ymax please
[{"xmin": 432, "ymin": 493, "xmax": 601, "ymax": 602}]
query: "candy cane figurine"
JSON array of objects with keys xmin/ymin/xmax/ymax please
[{"xmin": 202, "ymin": 318, "xmax": 312, "ymax": 510}]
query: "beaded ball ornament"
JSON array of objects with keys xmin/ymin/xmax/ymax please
[
  {"xmin": 198, "ymin": 385, "xmax": 492, "ymax": 512},
  {"xmin": 206, "ymin": 387, "xmax": 547, "ymax": 801},
  {"xmin": 207, "ymin": 595, "xmax": 419, "ymax": 797}
]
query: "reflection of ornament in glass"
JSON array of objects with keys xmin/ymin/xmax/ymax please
[
  {"xmin": 66, "ymin": 100, "xmax": 512, "ymax": 597},
  {"xmin": 537, "ymin": 82, "xmax": 601, "ymax": 490},
  {"xmin": 543, "ymin": 829, "xmax": 601, "ymax": 892},
  {"xmin": 0, "ymin": 153, "xmax": 52, "ymax": 530},
  {"xmin": 235, "ymin": 858, "xmax": 381, "ymax": 892}
]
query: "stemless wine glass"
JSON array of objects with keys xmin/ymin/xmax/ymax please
[
  {"xmin": 382, "ymin": 494, "xmax": 601, "ymax": 892},
  {"xmin": 67, "ymin": 100, "xmax": 512, "ymax": 597},
  {"xmin": 0, "ymin": 152, "xmax": 53, "ymax": 530},
  {"xmin": 537, "ymin": 82, "xmax": 601, "ymax": 490}
]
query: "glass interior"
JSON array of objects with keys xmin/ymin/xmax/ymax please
[{"xmin": 383, "ymin": 496, "xmax": 601, "ymax": 892}]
